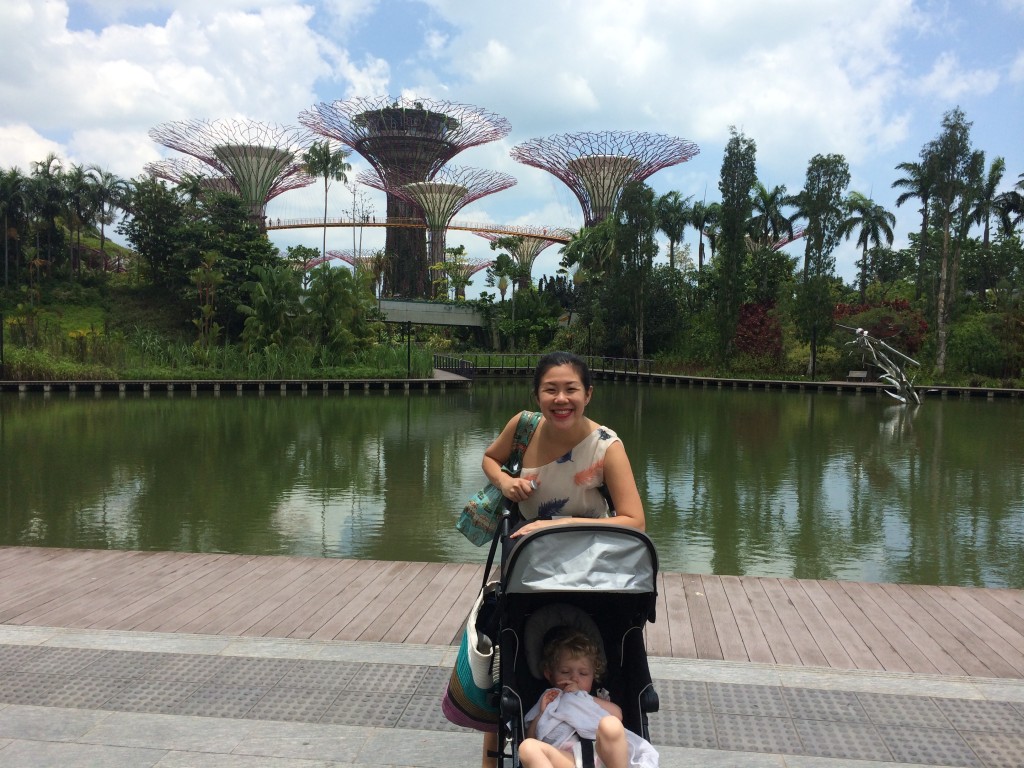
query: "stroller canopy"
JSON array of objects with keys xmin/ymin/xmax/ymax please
[{"xmin": 503, "ymin": 524, "xmax": 658, "ymax": 595}]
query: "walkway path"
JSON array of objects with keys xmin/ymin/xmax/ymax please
[{"xmin": 1, "ymin": 547, "xmax": 1022, "ymax": 767}]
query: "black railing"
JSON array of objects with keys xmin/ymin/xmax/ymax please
[
  {"xmin": 462, "ymin": 353, "xmax": 653, "ymax": 377},
  {"xmin": 433, "ymin": 355, "xmax": 476, "ymax": 379}
]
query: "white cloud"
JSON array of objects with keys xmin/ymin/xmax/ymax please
[
  {"xmin": 1010, "ymin": 50, "xmax": 1024, "ymax": 82},
  {"xmin": 0, "ymin": 125, "xmax": 66, "ymax": 173},
  {"xmin": 917, "ymin": 52, "xmax": 1000, "ymax": 101}
]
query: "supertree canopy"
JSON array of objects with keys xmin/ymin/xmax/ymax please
[
  {"xmin": 145, "ymin": 157, "xmax": 238, "ymax": 195},
  {"xmin": 148, "ymin": 119, "xmax": 313, "ymax": 227},
  {"xmin": 473, "ymin": 229, "xmax": 572, "ymax": 290},
  {"xmin": 359, "ymin": 166, "xmax": 516, "ymax": 280},
  {"xmin": 510, "ymin": 131, "xmax": 700, "ymax": 226},
  {"xmin": 299, "ymin": 96, "xmax": 511, "ymax": 298}
]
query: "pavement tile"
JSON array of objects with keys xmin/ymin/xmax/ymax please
[
  {"xmin": 229, "ymin": 720, "xmax": 370, "ymax": 762},
  {"xmin": 0, "ymin": 738, "xmax": 167, "ymax": 767},
  {"xmin": 0, "ymin": 704, "xmax": 112, "ymax": 741}
]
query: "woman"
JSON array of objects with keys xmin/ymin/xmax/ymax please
[{"xmin": 479, "ymin": 351, "xmax": 645, "ymax": 766}]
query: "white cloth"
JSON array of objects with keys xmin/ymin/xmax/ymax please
[{"xmin": 525, "ymin": 689, "xmax": 659, "ymax": 768}]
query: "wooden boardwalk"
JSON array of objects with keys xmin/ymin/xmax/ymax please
[{"xmin": 2, "ymin": 546, "xmax": 1023, "ymax": 680}]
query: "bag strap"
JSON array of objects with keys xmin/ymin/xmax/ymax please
[{"xmin": 482, "ymin": 411, "xmax": 541, "ymax": 589}]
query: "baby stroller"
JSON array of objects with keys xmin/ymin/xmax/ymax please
[{"xmin": 487, "ymin": 507, "xmax": 660, "ymax": 767}]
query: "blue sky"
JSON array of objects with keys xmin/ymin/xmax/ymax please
[{"xmin": 2, "ymin": 0, "xmax": 1023, "ymax": 290}]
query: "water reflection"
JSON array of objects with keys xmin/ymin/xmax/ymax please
[{"xmin": 2, "ymin": 382, "xmax": 1022, "ymax": 587}]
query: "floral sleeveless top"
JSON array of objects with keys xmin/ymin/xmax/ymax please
[{"xmin": 518, "ymin": 425, "xmax": 621, "ymax": 521}]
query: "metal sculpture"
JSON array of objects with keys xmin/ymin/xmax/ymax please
[
  {"xmin": 473, "ymin": 229, "xmax": 572, "ymax": 290},
  {"xmin": 299, "ymin": 96, "xmax": 511, "ymax": 298},
  {"xmin": 510, "ymin": 131, "xmax": 699, "ymax": 226},
  {"xmin": 841, "ymin": 325, "xmax": 921, "ymax": 405},
  {"xmin": 359, "ymin": 166, "xmax": 516, "ymax": 273},
  {"xmin": 149, "ymin": 119, "xmax": 313, "ymax": 227}
]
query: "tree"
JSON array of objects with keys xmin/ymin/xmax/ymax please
[
  {"xmin": 64, "ymin": 163, "xmax": 96, "ymax": 274},
  {"xmin": 749, "ymin": 182, "xmax": 794, "ymax": 245},
  {"xmin": 837, "ymin": 191, "xmax": 896, "ymax": 304},
  {"xmin": 612, "ymin": 181, "xmax": 659, "ymax": 358},
  {"xmin": 969, "ymin": 156, "xmax": 1007, "ymax": 297},
  {"xmin": 0, "ymin": 167, "xmax": 28, "ymax": 287},
  {"xmin": 302, "ymin": 140, "xmax": 351, "ymax": 259},
  {"xmin": 30, "ymin": 153, "xmax": 66, "ymax": 271},
  {"xmin": 892, "ymin": 155, "xmax": 938, "ymax": 300},
  {"xmin": 690, "ymin": 199, "xmax": 720, "ymax": 272},
  {"xmin": 791, "ymin": 153, "xmax": 850, "ymax": 376},
  {"xmin": 86, "ymin": 166, "xmax": 129, "ymax": 267},
  {"xmin": 714, "ymin": 127, "xmax": 757, "ymax": 364},
  {"xmin": 655, "ymin": 190, "xmax": 691, "ymax": 270},
  {"xmin": 927, "ymin": 108, "xmax": 983, "ymax": 373}
]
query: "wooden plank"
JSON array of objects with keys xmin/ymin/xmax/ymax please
[
  {"xmin": 402, "ymin": 563, "xmax": 480, "ymax": 645},
  {"xmin": 289, "ymin": 560, "xmax": 376, "ymax": 639},
  {"xmin": 644, "ymin": 573, "xmax": 672, "ymax": 657},
  {"xmin": 758, "ymin": 578, "xmax": 828, "ymax": 667},
  {"xmin": 816, "ymin": 580, "xmax": 910, "ymax": 673},
  {"xmin": 264, "ymin": 559, "xmax": 363, "ymax": 638},
  {"xmin": 838, "ymin": 581, "xmax": 940, "ymax": 675},
  {"xmin": 741, "ymin": 577, "xmax": 803, "ymax": 667},
  {"xmin": 188, "ymin": 555, "xmax": 314, "ymax": 635},
  {"xmin": 876, "ymin": 583, "xmax": 993, "ymax": 677},
  {"xmin": 698, "ymin": 575, "xmax": 741, "ymax": 661},
  {"xmin": 359, "ymin": 561, "xmax": 444, "ymax": 643},
  {"xmin": 776, "ymin": 578, "xmax": 854, "ymax": 669},
  {"xmin": 849, "ymin": 582, "xmax": 961, "ymax": 676},
  {"xmin": 331, "ymin": 561, "xmax": 427, "ymax": 642},
  {"xmin": 676, "ymin": 573, "xmax": 715, "ymax": 660},
  {"xmin": 946, "ymin": 585, "xmax": 1024, "ymax": 639},
  {"xmin": 796, "ymin": 580, "xmax": 884, "ymax": 671},
  {"xmin": 902, "ymin": 584, "xmax": 1023, "ymax": 678},
  {"xmin": 720, "ymin": 575, "xmax": 774, "ymax": 664},
  {"xmin": 225, "ymin": 557, "xmax": 337, "ymax": 637},
  {"xmin": 106, "ymin": 553, "xmax": 235, "ymax": 630},
  {"xmin": 937, "ymin": 586, "xmax": 1024, "ymax": 673},
  {"xmin": 662, "ymin": 573, "xmax": 696, "ymax": 659}
]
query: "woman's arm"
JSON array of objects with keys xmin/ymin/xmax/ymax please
[{"xmin": 482, "ymin": 412, "xmax": 536, "ymax": 501}]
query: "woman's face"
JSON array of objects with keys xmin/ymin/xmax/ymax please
[{"xmin": 535, "ymin": 364, "xmax": 592, "ymax": 428}]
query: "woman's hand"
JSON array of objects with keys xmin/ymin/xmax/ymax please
[
  {"xmin": 502, "ymin": 477, "xmax": 535, "ymax": 504},
  {"xmin": 509, "ymin": 517, "xmax": 562, "ymax": 539}
]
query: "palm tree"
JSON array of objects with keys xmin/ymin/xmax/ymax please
[
  {"xmin": 0, "ymin": 167, "xmax": 28, "ymax": 287},
  {"xmin": 30, "ymin": 152, "xmax": 66, "ymax": 270},
  {"xmin": 655, "ymin": 191, "xmax": 692, "ymax": 270},
  {"xmin": 690, "ymin": 200, "xmax": 720, "ymax": 271},
  {"xmin": 87, "ymin": 166, "xmax": 129, "ymax": 266},
  {"xmin": 64, "ymin": 163, "xmax": 97, "ymax": 274},
  {"xmin": 837, "ymin": 192, "xmax": 896, "ymax": 304},
  {"xmin": 892, "ymin": 156, "xmax": 937, "ymax": 300},
  {"xmin": 302, "ymin": 140, "xmax": 351, "ymax": 259},
  {"xmin": 749, "ymin": 182, "xmax": 794, "ymax": 245}
]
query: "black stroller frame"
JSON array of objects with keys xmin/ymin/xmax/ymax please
[{"xmin": 483, "ymin": 505, "xmax": 661, "ymax": 767}]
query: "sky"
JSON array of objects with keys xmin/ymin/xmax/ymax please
[{"xmin": 2, "ymin": 0, "xmax": 1023, "ymax": 293}]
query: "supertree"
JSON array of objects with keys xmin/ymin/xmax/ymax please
[
  {"xmin": 359, "ymin": 165, "xmax": 516, "ymax": 290},
  {"xmin": 299, "ymin": 96, "xmax": 511, "ymax": 298},
  {"xmin": 510, "ymin": 131, "xmax": 699, "ymax": 226},
  {"xmin": 473, "ymin": 229, "xmax": 572, "ymax": 291},
  {"xmin": 148, "ymin": 119, "xmax": 314, "ymax": 228},
  {"xmin": 144, "ymin": 157, "xmax": 238, "ymax": 196}
]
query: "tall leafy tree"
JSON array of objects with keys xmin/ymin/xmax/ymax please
[
  {"xmin": 927, "ymin": 108, "xmax": 983, "ymax": 373},
  {"xmin": 64, "ymin": 163, "xmax": 96, "ymax": 274},
  {"xmin": 837, "ymin": 191, "xmax": 896, "ymax": 304},
  {"xmin": 0, "ymin": 167, "xmax": 28, "ymax": 287},
  {"xmin": 302, "ymin": 140, "xmax": 351, "ymax": 259},
  {"xmin": 612, "ymin": 181, "xmax": 659, "ymax": 358},
  {"xmin": 655, "ymin": 190, "xmax": 692, "ymax": 270},
  {"xmin": 86, "ymin": 165, "xmax": 129, "ymax": 266},
  {"xmin": 689, "ymin": 199, "xmax": 719, "ymax": 272},
  {"xmin": 892, "ymin": 155, "xmax": 938, "ymax": 300},
  {"xmin": 30, "ymin": 153, "xmax": 66, "ymax": 270},
  {"xmin": 791, "ymin": 153, "xmax": 850, "ymax": 376},
  {"xmin": 714, "ymin": 127, "xmax": 757, "ymax": 363},
  {"xmin": 749, "ymin": 182, "xmax": 794, "ymax": 245}
]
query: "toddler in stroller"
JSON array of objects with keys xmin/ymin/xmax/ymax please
[{"xmin": 493, "ymin": 522, "xmax": 660, "ymax": 767}]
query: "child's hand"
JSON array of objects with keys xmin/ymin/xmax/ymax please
[
  {"xmin": 539, "ymin": 688, "xmax": 560, "ymax": 712},
  {"xmin": 558, "ymin": 680, "xmax": 580, "ymax": 693}
]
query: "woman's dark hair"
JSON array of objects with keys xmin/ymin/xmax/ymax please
[{"xmin": 532, "ymin": 351, "xmax": 592, "ymax": 396}]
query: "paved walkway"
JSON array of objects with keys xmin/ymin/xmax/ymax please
[{"xmin": 1, "ymin": 624, "xmax": 1023, "ymax": 767}]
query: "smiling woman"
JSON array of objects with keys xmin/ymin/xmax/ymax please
[{"xmin": 481, "ymin": 351, "xmax": 646, "ymax": 539}]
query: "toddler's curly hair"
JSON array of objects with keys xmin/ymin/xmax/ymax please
[{"xmin": 541, "ymin": 626, "xmax": 606, "ymax": 680}]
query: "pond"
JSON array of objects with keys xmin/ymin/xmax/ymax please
[{"xmin": 2, "ymin": 380, "xmax": 1022, "ymax": 588}]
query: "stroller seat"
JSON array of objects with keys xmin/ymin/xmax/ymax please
[{"xmin": 492, "ymin": 523, "xmax": 660, "ymax": 767}]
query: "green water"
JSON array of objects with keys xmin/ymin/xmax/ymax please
[{"xmin": 2, "ymin": 381, "xmax": 1022, "ymax": 588}]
